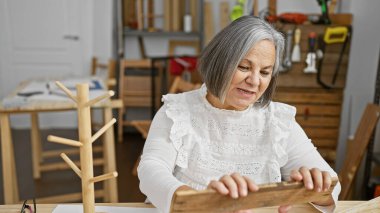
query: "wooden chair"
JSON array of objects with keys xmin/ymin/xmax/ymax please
[
  {"xmin": 118, "ymin": 59, "xmax": 164, "ymax": 143},
  {"xmin": 131, "ymin": 76, "xmax": 201, "ymax": 175},
  {"xmin": 91, "ymin": 57, "xmax": 117, "ymax": 90},
  {"xmin": 339, "ymin": 103, "xmax": 380, "ymax": 200}
]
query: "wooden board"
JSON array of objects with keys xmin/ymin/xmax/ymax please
[
  {"xmin": 339, "ymin": 104, "xmax": 380, "ymax": 199},
  {"xmin": 203, "ymin": 1, "xmax": 214, "ymax": 45},
  {"xmin": 170, "ymin": 178, "xmax": 338, "ymax": 213},
  {"xmin": 337, "ymin": 196, "xmax": 380, "ymax": 213},
  {"xmin": 164, "ymin": 0, "xmax": 171, "ymax": 31},
  {"xmin": 219, "ymin": 2, "xmax": 230, "ymax": 30}
]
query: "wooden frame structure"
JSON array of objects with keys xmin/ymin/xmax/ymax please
[
  {"xmin": 170, "ymin": 178, "xmax": 338, "ymax": 213},
  {"xmin": 47, "ymin": 82, "xmax": 118, "ymax": 213}
]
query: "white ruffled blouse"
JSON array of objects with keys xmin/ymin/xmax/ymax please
[{"xmin": 138, "ymin": 85, "xmax": 340, "ymax": 213}]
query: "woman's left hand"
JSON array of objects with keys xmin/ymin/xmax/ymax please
[{"xmin": 278, "ymin": 166, "xmax": 334, "ymax": 212}]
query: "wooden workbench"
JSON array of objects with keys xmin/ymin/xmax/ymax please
[{"xmin": 0, "ymin": 201, "xmax": 368, "ymax": 213}]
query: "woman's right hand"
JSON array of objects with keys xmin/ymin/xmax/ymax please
[{"xmin": 207, "ymin": 173, "xmax": 259, "ymax": 213}]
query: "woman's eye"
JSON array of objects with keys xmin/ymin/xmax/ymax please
[
  {"xmin": 261, "ymin": 70, "xmax": 270, "ymax": 76},
  {"xmin": 238, "ymin": 65, "xmax": 250, "ymax": 72}
]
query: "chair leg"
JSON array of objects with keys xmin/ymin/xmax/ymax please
[
  {"xmin": 31, "ymin": 112, "xmax": 41, "ymax": 179},
  {"xmin": 118, "ymin": 108, "xmax": 124, "ymax": 143}
]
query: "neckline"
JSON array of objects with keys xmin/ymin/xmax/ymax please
[{"xmin": 199, "ymin": 84, "xmax": 254, "ymax": 115}]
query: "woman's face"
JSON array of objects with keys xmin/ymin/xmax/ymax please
[{"xmin": 218, "ymin": 40, "xmax": 276, "ymax": 111}]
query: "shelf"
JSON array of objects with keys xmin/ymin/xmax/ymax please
[{"xmin": 124, "ymin": 29, "xmax": 201, "ymax": 37}]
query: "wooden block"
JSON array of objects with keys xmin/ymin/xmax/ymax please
[
  {"xmin": 172, "ymin": 0, "xmax": 181, "ymax": 31},
  {"xmin": 137, "ymin": 0, "xmax": 144, "ymax": 30},
  {"xmin": 164, "ymin": 0, "xmax": 171, "ymax": 31},
  {"xmin": 190, "ymin": 0, "xmax": 198, "ymax": 32},
  {"xmin": 203, "ymin": 1, "xmax": 214, "ymax": 45},
  {"xmin": 268, "ymin": 0, "xmax": 277, "ymax": 16},
  {"xmin": 219, "ymin": 2, "xmax": 230, "ymax": 30},
  {"xmin": 170, "ymin": 178, "xmax": 338, "ymax": 213}
]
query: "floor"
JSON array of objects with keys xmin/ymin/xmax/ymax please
[{"xmin": 0, "ymin": 129, "xmax": 146, "ymax": 204}]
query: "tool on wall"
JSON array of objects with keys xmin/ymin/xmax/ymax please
[
  {"xmin": 279, "ymin": 30, "xmax": 293, "ymax": 72},
  {"xmin": 291, "ymin": 28, "xmax": 301, "ymax": 62},
  {"xmin": 316, "ymin": 26, "xmax": 349, "ymax": 89},
  {"xmin": 304, "ymin": 32, "xmax": 319, "ymax": 73},
  {"xmin": 314, "ymin": 0, "xmax": 331, "ymax": 24}
]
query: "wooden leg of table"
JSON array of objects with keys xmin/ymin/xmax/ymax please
[
  {"xmin": 31, "ymin": 112, "xmax": 41, "ymax": 179},
  {"xmin": 9, "ymin": 129, "xmax": 19, "ymax": 203},
  {"xmin": 103, "ymin": 107, "xmax": 118, "ymax": 202},
  {"xmin": 0, "ymin": 113, "xmax": 19, "ymax": 204}
]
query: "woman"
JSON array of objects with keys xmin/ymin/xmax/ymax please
[{"xmin": 138, "ymin": 16, "xmax": 340, "ymax": 213}]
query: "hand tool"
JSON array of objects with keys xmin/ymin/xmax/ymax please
[
  {"xmin": 282, "ymin": 29, "xmax": 293, "ymax": 69},
  {"xmin": 291, "ymin": 28, "xmax": 301, "ymax": 62},
  {"xmin": 304, "ymin": 32, "xmax": 318, "ymax": 73},
  {"xmin": 316, "ymin": 26, "xmax": 349, "ymax": 89},
  {"xmin": 314, "ymin": 0, "xmax": 331, "ymax": 25}
]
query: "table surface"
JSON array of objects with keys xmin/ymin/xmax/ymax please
[
  {"xmin": 0, "ymin": 201, "xmax": 367, "ymax": 213},
  {"xmin": 0, "ymin": 79, "xmax": 120, "ymax": 113}
]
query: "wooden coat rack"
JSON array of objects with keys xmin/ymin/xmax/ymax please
[{"xmin": 47, "ymin": 82, "xmax": 118, "ymax": 213}]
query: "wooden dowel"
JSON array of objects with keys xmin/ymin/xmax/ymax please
[
  {"xmin": 89, "ymin": 172, "xmax": 118, "ymax": 183},
  {"xmin": 55, "ymin": 81, "xmax": 77, "ymax": 103},
  {"xmin": 60, "ymin": 153, "xmax": 82, "ymax": 178},
  {"xmin": 91, "ymin": 118, "xmax": 116, "ymax": 143},
  {"xmin": 84, "ymin": 91, "xmax": 114, "ymax": 107},
  {"xmin": 47, "ymin": 135, "xmax": 82, "ymax": 147}
]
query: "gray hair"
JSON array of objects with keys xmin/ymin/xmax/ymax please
[{"xmin": 198, "ymin": 16, "xmax": 285, "ymax": 107}]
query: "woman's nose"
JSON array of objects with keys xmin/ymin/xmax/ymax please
[{"xmin": 245, "ymin": 71, "xmax": 260, "ymax": 86}]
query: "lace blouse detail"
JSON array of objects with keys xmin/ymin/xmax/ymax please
[{"xmin": 162, "ymin": 84, "xmax": 296, "ymax": 189}]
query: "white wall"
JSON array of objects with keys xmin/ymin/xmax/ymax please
[{"xmin": 0, "ymin": 0, "xmax": 113, "ymax": 129}]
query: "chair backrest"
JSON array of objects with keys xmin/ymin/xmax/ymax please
[
  {"xmin": 91, "ymin": 57, "xmax": 116, "ymax": 89},
  {"xmin": 169, "ymin": 76, "xmax": 201, "ymax": 94},
  {"xmin": 339, "ymin": 103, "xmax": 380, "ymax": 199}
]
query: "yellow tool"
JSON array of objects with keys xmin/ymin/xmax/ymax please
[{"xmin": 324, "ymin": 26, "xmax": 348, "ymax": 44}]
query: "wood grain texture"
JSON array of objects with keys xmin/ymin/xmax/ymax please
[
  {"xmin": 170, "ymin": 178, "xmax": 338, "ymax": 213},
  {"xmin": 339, "ymin": 104, "xmax": 380, "ymax": 200}
]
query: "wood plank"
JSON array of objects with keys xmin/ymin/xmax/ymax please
[
  {"xmin": 294, "ymin": 104, "xmax": 342, "ymax": 116},
  {"xmin": 337, "ymin": 196, "xmax": 380, "ymax": 213},
  {"xmin": 170, "ymin": 178, "xmax": 338, "ymax": 213},
  {"xmin": 296, "ymin": 116, "xmax": 340, "ymax": 128},
  {"xmin": 164, "ymin": 0, "xmax": 171, "ymax": 31},
  {"xmin": 274, "ymin": 91, "xmax": 343, "ymax": 104},
  {"xmin": 339, "ymin": 104, "xmax": 380, "ymax": 199},
  {"xmin": 312, "ymin": 139, "xmax": 338, "ymax": 148},
  {"xmin": 219, "ymin": 2, "xmax": 230, "ymax": 30},
  {"xmin": 203, "ymin": 1, "xmax": 214, "ymax": 45},
  {"xmin": 318, "ymin": 148, "xmax": 337, "ymax": 162},
  {"xmin": 304, "ymin": 128, "xmax": 339, "ymax": 140},
  {"xmin": 190, "ymin": 0, "xmax": 198, "ymax": 32},
  {"xmin": 172, "ymin": 0, "xmax": 181, "ymax": 31}
]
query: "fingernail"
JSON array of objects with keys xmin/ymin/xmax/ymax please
[
  {"xmin": 232, "ymin": 192, "xmax": 238, "ymax": 199},
  {"xmin": 308, "ymin": 183, "xmax": 313, "ymax": 189},
  {"xmin": 242, "ymin": 189, "xmax": 248, "ymax": 196}
]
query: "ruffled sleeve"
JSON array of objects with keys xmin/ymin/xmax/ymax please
[
  {"xmin": 162, "ymin": 93, "xmax": 193, "ymax": 168},
  {"xmin": 269, "ymin": 102, "xmax": 296, "ymax": 167}
]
